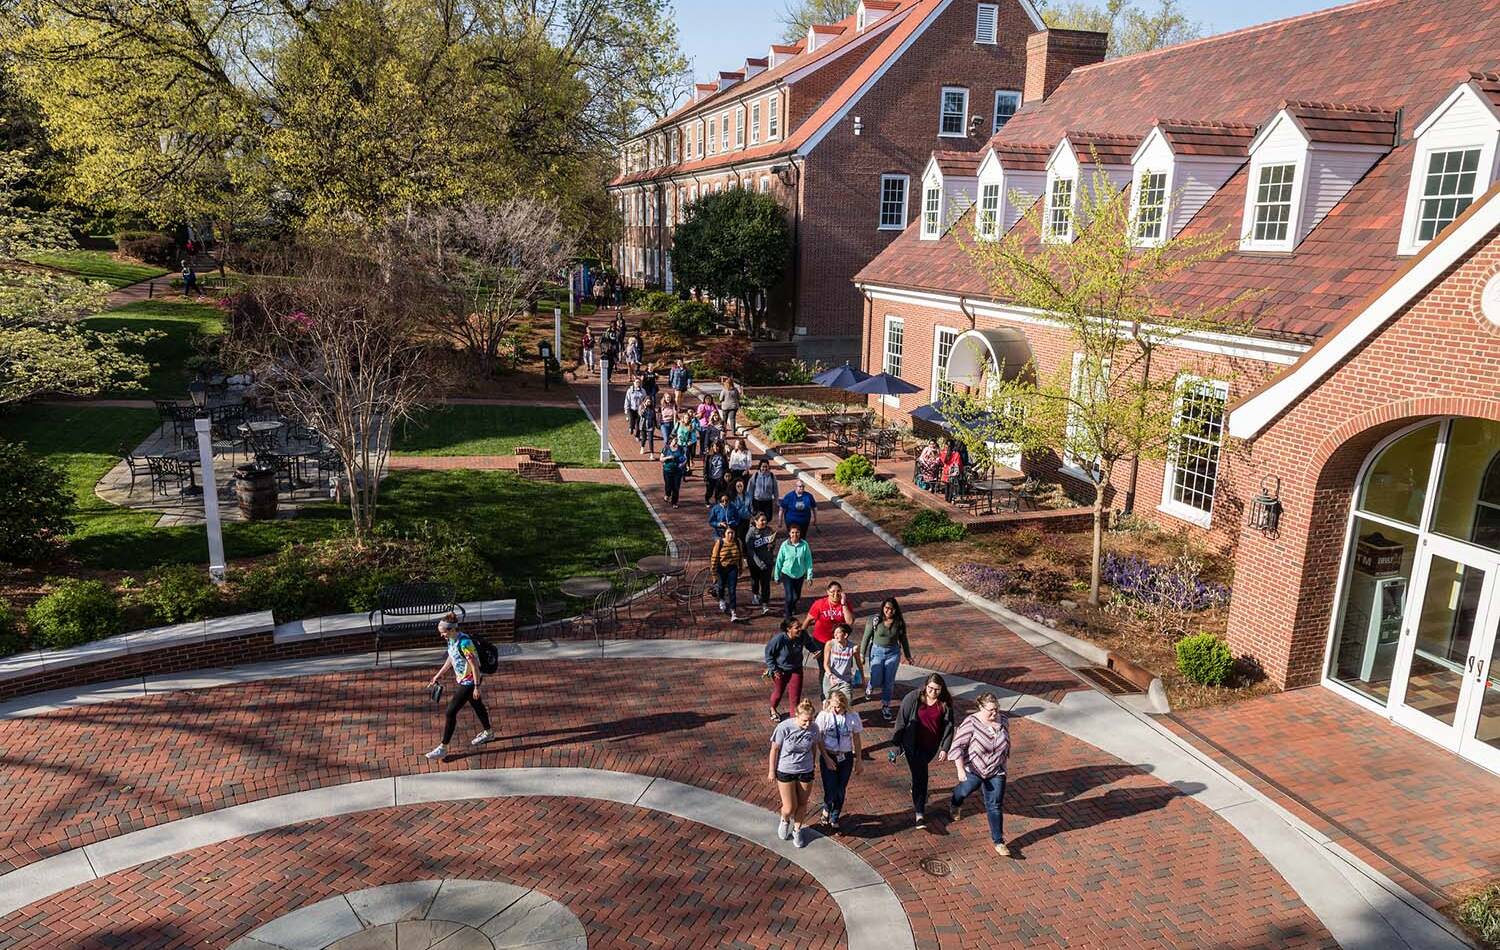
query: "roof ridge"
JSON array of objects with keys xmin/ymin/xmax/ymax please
[
  {"xmin": 1468, "ymin": 68, "xmax": 1500, "ymax": 83},
  {"xmin": 1281, "ymin": 99, "xmax": 1399, "ymax": 115},
  {"xmin": 1155, "ymin": 118, "xmax": 1258, "ymax": 130},
  {"xmin": 1069, "ymin": 0, "xmax": 1399, "ymax": 75},
  {"xmin": 1065, "ymin": 129, "xmax": 1144, "ymax": 142}
]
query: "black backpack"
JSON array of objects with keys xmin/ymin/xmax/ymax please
[{"xmin": 462, "ymin": 633, "xmax": 501, "ymax": 674}]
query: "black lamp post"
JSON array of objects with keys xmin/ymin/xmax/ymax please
[{"xmin": 187, "ymin": 380, "xmax": 209, "ymax": 416}]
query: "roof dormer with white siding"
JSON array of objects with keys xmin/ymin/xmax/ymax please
[
  {"xmin": 974, "ymin": 143, "xmax": 1049, "ymax": 239},
  {"xmin": 1239, "ymin": 101, "xmax": 1397, "ymax": 253},
  {"xmin": 806, "ymin": 23, "xmax": 845, "ymax": 54},
  {"xmin": 857, "ymin": 0, "xmax": 897, "ymax": 31},
  {"xmin": 1397, "ymin": 73, "xmax": 1500, "ymax": 255},
  {"xmin": 1043, "ymin": 131, "xmax": 1140, "ymax": 242},
  {"xmin": 919, "ymin": 151, "xmax": 982, "ymax": 240},
  {"xmin": 1129, "ymin": 120, "xmax": 1253, "ymax": 246}
]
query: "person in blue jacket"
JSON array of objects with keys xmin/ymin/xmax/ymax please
[{"xmin": 779, "ymin": 481, "xmax": 818, "ymax": 535}]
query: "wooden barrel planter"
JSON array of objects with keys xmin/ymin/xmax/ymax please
[{"xmin": 235, "ymin": 463, "xmax": 278, "ymax": 521}]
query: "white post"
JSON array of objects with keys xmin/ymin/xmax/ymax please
[
  {"xmin": 598, "ymin": 358, "xmax": 611, "ymax": 463},
  {"xmin": 193, "ymin": 417, "xmax": 226, "ymax": 584},
  {"xmin": 553, "ymin": 307, "xmax": 563, "ymax": 365},
  {"xmin": 568, "ymin": 267, "xmax": 576, "ymax": 317}
]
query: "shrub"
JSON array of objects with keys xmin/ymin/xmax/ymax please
[
  {"xmin": 667, "ymin": 299, "xmax": 716, "ymax": 335},
  {"xmin": 136, "ymin": 565, "xmax": 221, "ymax": 624},
  {"xmin": 851, "ymin": 476, "xmax": 900, "ymax": 500},
  {"xmin": 743, "ymin": 398, "xmax": 782, "ymax": 426},
  {"xmin": 1175, "ymin": 632, "xmax": 1233, "ymax": 686},
  {"xmin": 1102, "ymin": 552, "xmax": 1229, "ymax": 612},
  {"xmin": 0, "ymin": 599, "xmax": 25, "ymax": 658},
  {"xmin": 26, "ymin": 579, "xmax": 122, "ymax": 649},
  {"xmin": 1458, "ymin": 884, "xmax": 1500, "ymax": 948},
  {"xmin": 116, "ymin": 230, "xmax": 176, "ymax": 266},
  {"xmin": 902, "ymin": 510, "xmax": 967, "ymax": 546},
  {"xmin": 703, "ymin": 336, "xmax": 759, "ymax": 379},
  {"xmin": 0, "ymin": 441, "xmax": 76, "ymax": 565},
  {"xmin": 952, "ymin": 562, "xmax": 1013, "ymax": 600},
  {"xmin": 768, "ymin": 414, "xmax": 808, "ymax": 443},
  {"xmin": 1031, "ymin": 568, "xmax": 1071, "ymax": 601},
  {"xmin": 834, "ymin": 453, "xmax": 876, "ymax": 486},
  {"xmin": 642, "ymin": 290, "xmax": 678, "ymax": 313}
]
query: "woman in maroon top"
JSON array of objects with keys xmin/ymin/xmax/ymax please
[{"xmin": 891, "ymin": 673, "xmax": 955, "ymax": 828}]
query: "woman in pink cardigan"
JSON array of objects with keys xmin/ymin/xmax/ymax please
[{"xmin": 948, "ymin": 691, "xmax": 1012, "ymax": 857}]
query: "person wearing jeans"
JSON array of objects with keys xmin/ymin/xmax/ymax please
[
  {"xmin": 424, "ymin": 613, "xmax": 493, "ymax": 759},
  {"xmin": 749, "ymin": 459, "xmax": 779, "ymax": 521},
  {"xmin": 637, "ymin": 396, "xmax": 657, "ymax": 459},
  {"xmin": 773, "ymin": 523, "xmax": 813, "ymax": 620},
  {"xmin": 891, "ymin": 673, "xmax": 955, "ymax": 827},
  {"xmin": 764, "ymin": 617, "xmax": 820, "ymax": 721},
  {"xmin": 948, "ymin": 692, "xmax": 1012, "ymax": 857},
  {"xmin": 815, "ymin": 690, "xmax": 863, "ymax": 832},
  {"xmin": 710, "ymin": 527, "xmax": 744, "ymax": 622},
  {"xmin": 859, "ymin": 598, "xmax": 913, "ymax": 721},
  {"xmin": 660, "ymin": 439, "xmax": 685, "ymax": 507}
]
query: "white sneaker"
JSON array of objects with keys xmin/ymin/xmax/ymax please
[
  {"xmin": 777, "ymin": 817, "xmax": 791, "ymax": 841},
  {"xmin": 793, "ymin": 826, "xmax": 806, "ymax": 848},
  {"xmin": 424, "ymin": 744, "xmax": 446, "ymax": 759},
  {"xmin": 761, "ymin": 605, "xmax": 771, "ymax": 616},
  {"xmin": 730, "ymin": 611, "xmax": 740, "ymax": 623},
  {"xmin": 718, "ymin": 600, "xmax": 727, "ymax": 613},
  {"xmin": 750, "ymin": 595, "xmax": 761, "ymax": 606},
  {"xmin": 470, "ymin": 731, "xmax": 492, "ymax": 746}
]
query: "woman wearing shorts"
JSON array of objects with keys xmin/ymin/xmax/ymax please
[{"xmin": 769, "ymin": 698, "xmax": 830, "ymax": 848}]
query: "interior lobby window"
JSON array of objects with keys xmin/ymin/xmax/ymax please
[
  {"xmin": 1430, "ymin": 417, "xmax": 1500, "ymax": 551},
  {"xmin": 1357, "ymin": 423, "xmax": 1438, "ymax": 527},
  {"xmin": 1329, "ymin": 519, "xmax": 1418, "ymax": 703}
]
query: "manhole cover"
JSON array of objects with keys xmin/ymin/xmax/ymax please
[
  {"xmin": 1077, "ymin": 665, "xmax": 1142, "ymax": 695},
  {"xmin": 919, "ymin": 857, "xmax": 952, "ymax": 877}
]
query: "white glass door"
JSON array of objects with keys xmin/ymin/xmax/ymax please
[
  {"xmin": 1458, "ymin": 607, "xmax": 1500, "ymax": 773},
  {"xmin": 1389, "ymin": 537, "xmax": 1498, "ymax": 750}
]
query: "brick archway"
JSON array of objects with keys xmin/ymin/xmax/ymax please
[{"xmin": 1311, "ymin": 397, "xmax": 1500, "ymax": 472}]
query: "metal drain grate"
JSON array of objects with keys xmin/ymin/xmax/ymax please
[
  {"xmin": 919, "ymin": 857, "xmax": 952, "ymax": 877},
  {"xmin": 1076, "ymin": 665, "xmax": 1143, "ymax": 695}
]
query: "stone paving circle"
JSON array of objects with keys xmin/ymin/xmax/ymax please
[{"xmin": 229, "ymin": 879, "xmax": 586, "ymax": 950}]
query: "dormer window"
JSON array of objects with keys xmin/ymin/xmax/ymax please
[
  {"xmin": 1415, "ymin": 149, "xmax": 1482, "ymax": 241},
  {"xmin": 977, "ymin": 183, "xmax": 1001, "ymax": 238},
  {"xmin": 1398, "ymin": 77, "xmax": 1500, "ymax": 255},
  {"xmin": 922, "ymin": 185, "xmax": 942, "ymax": 238},
  {"xmin": 1250, "ymin": 162, "xmax": 1296, "ymax": 244},
  {"xmin": 1046, "ymin": 177, "xmax": 1074, "ymax": 241},
  {"xmin": 1133, "ymin": 170, "xmax": 1168, "ymax": 244}
]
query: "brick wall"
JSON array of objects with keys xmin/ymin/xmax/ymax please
[
  {"xmin": 1225, "ymin": 225, "xmax": 1500, "ymax": 689},
  {"xmin": 796, "ymin": 0, "xmax": 1036, "ymax": 362}
]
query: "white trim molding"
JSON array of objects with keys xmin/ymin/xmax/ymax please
[{"xmin": 1227, "ymin": 183, "xmax": 1500, "ymax": 439}]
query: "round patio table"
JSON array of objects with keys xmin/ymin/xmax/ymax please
[
  {"xmin": 973, "ymin": 470, "xmax": 1027, "ymax": 513},
  {"xmin": 636, "ymin": 555, "xmax": 687, "ymax": 577},
  {"xmin": 559, "ymin": 575, "xmax": 612, "ymax": 599},
  {"xmin": 238, "ymin": 420, "xmax": 284, "ymax": 436},
  {"xmin": 158, "ymin": 449, "xmax": 204, "ymax": 495}
]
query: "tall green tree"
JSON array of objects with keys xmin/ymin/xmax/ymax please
[
  {"xmin": 778, "ymin": 0, "xmax": 858, "ymax": 43},
  {"xmin": 671, "ymin": 187, "xmax": 790, "ymax": 328},
  {"xmin": 953, "ymin": 166, "xmax": 1251, "ymax": 605},
  {"xmin": 1040, "ymin": 0, "xmax": 1201, "ymax": 57}
]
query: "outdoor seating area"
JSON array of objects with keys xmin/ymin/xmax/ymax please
[{"xmin": 530, "ymin": 540, "xmax": 702, "ymax": 644}]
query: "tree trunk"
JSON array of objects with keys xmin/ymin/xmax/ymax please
[{"xmin": 1090, "ymin": 490, "xmax": 1106, "ymax": 606}]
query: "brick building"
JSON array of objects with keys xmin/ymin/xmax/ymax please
[
  {"xmin": 853, "ymin": 0, "xmax": 1500, "ymax": 771},
  {"xmin": 607, "ymin": 0, "xmax": 1106, "ymax": 363}
]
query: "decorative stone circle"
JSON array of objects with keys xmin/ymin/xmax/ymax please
[
  {"xmin": 1482, "ymin": 271, "xmax": 1500, "ymax": 329},
  {"xmin": 228, "ymin": 879, "xmax": 586, "ymax": 950}
]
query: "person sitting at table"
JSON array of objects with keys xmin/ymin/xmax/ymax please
[
  {"xmin": 916, "ymin": 440, "xmax": 942, "ymax": 491},
  {"xmin": 940, "ymin": 440, "xmax": 965, "ymax": 502}
]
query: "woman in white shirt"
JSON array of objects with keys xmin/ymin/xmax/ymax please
[
  {"xmin": 815, "ymin": 690, "xmax": 863, "ymax": 832},
  {"xmin": 728, "ymin": 438, "xmax": 753, "ymax": 481}
]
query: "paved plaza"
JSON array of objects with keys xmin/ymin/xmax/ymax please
[{"xmin": 0, "ymin": 361, "xmax": 1491, "ymax": 949}]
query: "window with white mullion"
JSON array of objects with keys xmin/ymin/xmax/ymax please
[
  {"xmin": 921, "ymin": 185, "xmax": 942, "ymax": 238},
  {"xmin": 1134, "ymin": 170, "xmax": 1168, "ymax": 243},
  {"xmin": 720, "ymin": 112, "xmax": 729, "ymax": 151},
  {"xmin": 707, "ymin": 118, "xmax": 717, "ymax": 155},
  {"xmin": 992, "ymin": 90, "xmax": 1020, "ymax": 133},
  {"xmin": 879, "ymin": 174, "xmax": 909, "ymax": 230},
  {"xmin": 1166, "ymin": 379, "xmax": 1229, "ymax": 519},
  {"xmin": 750, "ymin": 102, "xmax": 761, "ymax": 145},
  {"xmin": 768, "ymin": 95, "xmax": 780, "ymax": 139},
  {"xmin": 1416, "ymin": 147, "xmax": 1481, "ymax": 242},
  {"xmin": 934, "ymin": 327, "xmax": 959, "ymax": 399},
  {"xmin": 1046, "ymin": 177, "xmax": 1074, "ymax": 240},
  {"xmin": 734, "ymin": 107, "xmax": 745, "ymax": 148},
  {"xmin": 977, "ymin": 183, "xmax": 1001, "ymax": 238},
  {"xmin": 883, "ymin": 317, "xmax": 904, "ymax": 378},
  {"xmin": 939, "ymin": 87, "xmax": 969, "ymax": 137},
  {"xmin": 1251, "ymin": 162, "xmax": 1296, "ymax": 243}
]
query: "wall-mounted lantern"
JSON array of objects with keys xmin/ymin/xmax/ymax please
[{"xmin": 1248, "ymin": 475, "xmax": 1282, "ymax": 536}]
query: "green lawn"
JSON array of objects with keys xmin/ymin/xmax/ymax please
[
  {"xmin": 392, "ymin": 405, "xmax": 607, "ymax": 467},
  {"xmin": 1, "ymin": 406, "xmax": 660, "ymax": 612},
  {"xmin": 82, "ymin": 300, "xmax": 226, "ymax": 398},
  {"xmin": 24, "ymin": 249, "xmax": 169, "ymax": 288}
]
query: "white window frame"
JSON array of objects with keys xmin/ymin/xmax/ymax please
[
  {"xmin": 696, "ymin": 120, "xmax": 705, "ymax": 159},
  {"xmin": 920, "ymin": 183, "xmax": 942, "ymax": 238},
  {"xmin": 759, "ymin": 175, "xmax": 770, "ymax": 192},
  {"xmin": 669, "ymin": 131, "xmax": 679, "ymax": 163},
  {"xmin": 975, "ymin": 3, "xmax": 998, "ymax": 43},
  {"xmin": 768, "ymin": 94, "xmax": 780, "ymax": 140},
  {"xmin": 1062, "ymin": 351, "xmax": 1108, "ymax": 480},
  {"xmin": 734, "ymin": 106, "xmax": 745, "ymax": 148},
  {"xmin": 1399, "ymin": 144, "xmax": 1491, "ymax": 255},
  {"xmin": 1158, "ymin": 376, "xmax": 1229, "ymax": 528},
  {"xmin": 1131, "ymin": 168, "xmax": 1170, "ymax": 246},
  {"xmin": 1045, "ymin": 176, "xmax": 1075, "ymax": 243},
  {"xmin": 882, "ymin": 315, "xmax": 905, "ymax": 406},
  {"xmin": 992, "ymin": 90, "xmax": 1020, "ymax": 134},
  {"xmin": 939, "ymin": 86, "xmax": 969, "ymax": 138},
  {"xmin": 930, "ymin": 325, "xmax": 960, "ymax": 401},
  {"xmin": 977, "ymin": 182, "xmax": 1001, "ymax": 238},
  {"xmin": 1240, "ymin": 158, "xmax": 1304, "ymax": 252},
  {"xmin": 879, "ymin": 173, "xmax": 909, "ymax": 230},
  {"xmin": 750, "ymin": 101, "xmax": 762, "ymax": 145},
  {"xmin": 707, "ymin": 118, "xmax": 717, "ymax": 155},
  {"xmin": 720, "ymin": 112, "xmax": 730, "ymax": 151}
]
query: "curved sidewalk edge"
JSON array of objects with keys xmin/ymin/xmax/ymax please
[
  {"xmin": 748, "ymin": 437, "xmax": 1472, "ymax": 950},
  {"xmin": 0, "ymin": 766, "xmax": 914, "ymax": 950}
]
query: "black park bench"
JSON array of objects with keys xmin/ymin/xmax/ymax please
[{"xmin": 367, "ymin": 582, "xmax": 465, "ymax": 665}]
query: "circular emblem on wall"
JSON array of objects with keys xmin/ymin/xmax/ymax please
[{"xmin": 1483, "ymin": 271, "xmax": 1500, "ymax": 328}]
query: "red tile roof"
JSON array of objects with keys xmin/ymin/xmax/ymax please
[
  {"xmin": 1155, "ymin": 120, "xmax": 1256, "ymax": 157},
  {"xmin": 865, "ymin": 0, "xmax": 902, "ymax": 9},
  {"xmin": 771, "ymin": 43, "xmax": 805, "ymax": 54},
  {"xmin": 857, "ymin": 0, "xmax": 1500, "ymax": 341},
  {"xmin": 1470, "ymin": 70, "xmax": 1500, "ymax": 110},
  {"xmin": 1281, "ymin": 100, "xmax": 1399, "ymax": 147},
  {"xmin": 991, "ymin": 143, "xmax": 1053, "ymax": 170},
  {"xmin": 932, "ymin": 150, "xmax": 983, "ymax": 176},
  {"xmin": 1064, "ymin": 130, "xmax": 1143, "ymax": 165}
]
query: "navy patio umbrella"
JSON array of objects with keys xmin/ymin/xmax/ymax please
[
  {"xmin": 911, "ymin": 402, "xmax": 1000, "ymax": 432},
  {"xmin": 845, "ymin": 371, "xmax": 923, "ymax": 424},
  {"xmin": 811, "ymin": 361, "xmax": 873, "ymax": 421}
]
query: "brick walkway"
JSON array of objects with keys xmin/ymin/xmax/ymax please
[
  {"xmin": 0, "ymin": 660, "xmax": 1332, "ymax": 948},
  {"xmin": 385, "ymin": 454, "xmax": 628, "ymax": 484},
  {"xmin": 1168, "ymin": 687, "xmax": 1500, "ymax": 910}
]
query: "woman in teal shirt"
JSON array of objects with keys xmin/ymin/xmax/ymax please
[{"xmin": 772, "ymin": 523, "xmax": 813, "ymax": 620}]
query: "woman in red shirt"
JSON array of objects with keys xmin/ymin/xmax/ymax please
[
  {"xmin": 804, "ymin": 581, "xmax": 854, "ymax": 692},
  {"xmin": 891, "ymin": 673, "xmax": 955, "ymax": 828}
]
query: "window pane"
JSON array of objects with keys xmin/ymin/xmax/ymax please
[
  {"xmin": 1135, "ymin": 171, "xmax": 1167, "ymax": 241},
  {"xmin": 1328, "ymin": 518, "xmax": 1417, "ymax": 703},
  {"xmin": 1417, "ymin": 148, "xmax": 1480, "ymax": 242},
  {"xmin": 1430, "ymin": 417, "xmax": 1500, "ymax": 552},
  {"xmin": 884, "ymin": 320, "xmax": 903, "ymax": 376},
  {"xmin": 935, "ymin": 328, "xmax": 958, "ymax": 398},
  {"xmin": 979, "ymin": 183, "xmax": 1000, "ymax": 236},
  {"xmin": 1252, "ymin": 163, "xmax": 1295, "ymax": 243},
  {"xmin": 880, "ymin": 176, "xmax": 907, "ymax": 228},
  {"xmin": 1358, "ymin": 422, "xmax": 1438, "ymax": 526},
  {"xmin": 1169, "ymin": 381, "xmax": 1226, "ymax": 514},
  {"xmin": 993, "ymin": 91, "xmax": 1019, "ymax": 132},
  {"xmin": 941, "ymin": 90, "xmax": 966, "ymax": 135},
  {"xmin": 1048, "ymin": 178, "xmax": 1073, "ymax": 237},
  {"xmin": 923, "ymin": 186, "xmax": 941, "ymax": 234}
]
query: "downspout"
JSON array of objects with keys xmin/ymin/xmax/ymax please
[
  {"xmin": 958, "ymin": 295, "xmax": 976, "ymax": 330},
  {"xmin": 790, "ymin": 158, "xmax": 803, "ymax": 344}
]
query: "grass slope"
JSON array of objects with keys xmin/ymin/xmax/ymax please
[
  {"xmin": 82, "ymin": 300, "xmax": 226, "ymax": 398},
  {"xmin": 392, "ymin": 404, "xmax": 607, "ymax": 467},
  {"xmin": 24, "ymin": 249, "xmax": 168, "ymax": 288}
]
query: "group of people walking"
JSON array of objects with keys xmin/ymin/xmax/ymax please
[{"xmin": 579, "ymin": 311, "xmax": 644, "ymax": 382}]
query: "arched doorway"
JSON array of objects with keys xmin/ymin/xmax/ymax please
[
  {"xmin": 1325, "ymin": 417, "xmax": 1500, "ymax": 771},
  {"xmin": 939, "ymin": 328, "xmax": 1034, "ymax": 468}
]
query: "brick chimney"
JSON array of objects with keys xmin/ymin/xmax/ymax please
[{"xmin": 1024, "ymin": 29, "xmax": 1107, "ymax": 103}]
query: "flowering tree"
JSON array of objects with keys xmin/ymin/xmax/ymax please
[{"xmin": 229, "ymin": 240, "xmax": 442, "ymax": 539}]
